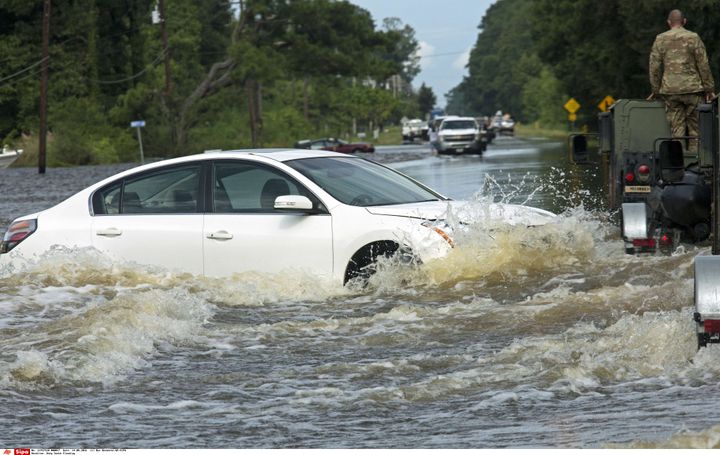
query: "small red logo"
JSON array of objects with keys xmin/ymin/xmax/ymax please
[
  {"xmin": 4, "ymin": 450, "xmax": 12, "ymax": 455},
  {"xmin": 14, "ymin": 449, "xmax": 30, "ymax": 455}
]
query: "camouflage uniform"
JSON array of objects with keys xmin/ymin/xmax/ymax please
[{"xmin": 649, "ymin": 26, "xmax": 715, "ymax": 152}]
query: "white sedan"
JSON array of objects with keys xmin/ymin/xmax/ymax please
[{"xmin": 1, "ymin": 149, "xmax": 556, "ymax": 285}]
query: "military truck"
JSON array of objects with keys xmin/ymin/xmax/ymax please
[
  {"xmin": 570, "ymin": 99, "xmax": 713, "ymax": 255},
  {"xmin": 570, "ymin": 98, "xmax": 720, "ymax": 349},
  {"xmin": 691, "ymin": 99, "xmax": 720, "ymax": 349}
]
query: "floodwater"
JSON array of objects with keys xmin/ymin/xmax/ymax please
[{"xmin": 1, "ymin": 136, "xmax": 718, "ymax": 448}]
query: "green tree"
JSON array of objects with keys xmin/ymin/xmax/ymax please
[{"xmin": 417, "ymin": 83, "xmax": 436, "ymax": 116}]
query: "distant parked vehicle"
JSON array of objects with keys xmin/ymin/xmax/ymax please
[
  {"xmin": 499, "ymin": 116, "xmax": 515, "ymax": 135},
  {"xmin": 0, "ymin": 147, "xmax": 23, "ymax": 168},
  {"xmin": 294, "ymin": 138, "xmax": 375, "ymax": 154},
  {"xmin": 402, "ymin": 119, "xmax": 428, "ymax": 142}
]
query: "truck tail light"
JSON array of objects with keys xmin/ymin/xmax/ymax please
[
  {"xmin": 632, "ymin": 238, "xmax": 656, "ymax": 248},
  {"xmin": 637, "ymin": 164, "xmax": 651, "ymax": 183},
  {"xmin": 1, "ymin": 219, "xmax": 37, "ymax": 254},
  {"xmin": 704, "ymin": 319, "xmax": 720, "ymax": 334}
]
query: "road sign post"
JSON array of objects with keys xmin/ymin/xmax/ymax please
[
  {"xmin": 598, "ymin": 95, "xmax": 616, "ymax": 112},
  {"xmin": 130, "ymin": 120, "xmax": 146, "ymax": 164},
  {"xmin": 564, "ymin": 98, "xmax": 580, "ymax": 130}
]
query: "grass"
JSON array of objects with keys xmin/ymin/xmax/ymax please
[
  {"xmin": 347, "ymin": 125, "xmax": 404, "ymax": 146},
  {"xmin": 515, "ymin": 122, "xmax": 572, "ymax": 140}
]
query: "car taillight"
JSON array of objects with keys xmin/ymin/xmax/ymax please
[
  {"xmin": 704, "ymin": 319, "xmax": 720, "ymax": 334},
  {"xmin": 1, "ymin": 219, "xmax": 37, "ymax": 254},
  {"xmin": 637, "ymin": 164, "xmax": 651, "ymax": 183},
  {"xmin": 632, "ymin": 238, "xmax": 655, "ymax": 248},
  {"xmin": 625, "ymin": 172, "xmax": 635, "ymax": 183}
]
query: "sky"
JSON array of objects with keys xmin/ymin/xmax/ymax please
[{"xmin": 350, "ymin": 0, "xmax": 496, "ymax": 108}]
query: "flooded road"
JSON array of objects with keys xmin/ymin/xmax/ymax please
[{"xmin": 1, "ymin": 137, "xmax": 717, "ymax": 448}]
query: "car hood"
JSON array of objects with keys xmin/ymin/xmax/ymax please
[
  {"xmin": 366, "ymin": 201, "xmax": 556, "ymax": 226},
  {"xmin": 439, "ymin": 129, "xmax": 477, "ymax": 136}
]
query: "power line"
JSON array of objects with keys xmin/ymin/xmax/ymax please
[
  {"xmin": 0, "ymin": 56, "xmax": 49, "ymax": 84},
  {"xmin": 418, "ymin": 51, "xmax": 467, "ymax": 59},
  {"xmin": 0, "ymin": 66, "xmax": 44, "ymax": 89},
  {"xmin": 84, "ymin": 48, "xmax": 168, "ymax": 85}
]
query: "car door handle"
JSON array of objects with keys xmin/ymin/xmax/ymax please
[
  {"xmin": 96, "ymin": 228, "xmax": 123, "ymax": 237},
  {"xmin": 206, "ymin": 230, "xmax": 233, "ymax": 240}
]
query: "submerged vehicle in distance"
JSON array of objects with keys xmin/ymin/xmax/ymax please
[
  {"xmin": 1, "ymin": 149, "xmax": 555, "ymax": 286},
  {"xmin": 294, "ymin": 138, "xmax": 374, "ymax": 154},
  {"xmin": 0, "ymin": 147, "xmax": 23, "ymax": 168}
]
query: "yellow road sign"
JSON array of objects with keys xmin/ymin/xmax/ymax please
[
  {"xmin": 568, "ymin": 113, "xmax": 577, "ymax": 122},
  {"xmin": 564, "ymin": 98, "xmax": 580, "ymax": 114},
  {"xmin": 598, "ymin": 95, "xmax": 616, "ymax": 112}
]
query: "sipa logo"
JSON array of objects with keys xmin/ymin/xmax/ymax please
[
  {"xmin": 3, "ymin": 450, "xmax": 11, "ymax": 455},
  {"xmin": 14, "ymin": 449, "xmax": 30, "ymax": 455}
]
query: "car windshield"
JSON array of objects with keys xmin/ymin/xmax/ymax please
[
  {"xmin": 286, "ymin": 157, "xmax": 443, "ymax": 207},
  {"xmin": 441, "ymin": 120, "xmax": 476, "ymax": 130}
]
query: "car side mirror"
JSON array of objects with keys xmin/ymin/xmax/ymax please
[
  {"xmin": 658, "ymin": 140, "xmax": 684, "ymax": 183},
  {"xmin": 569, "ymin": 134, "xmax": 589, "ymax": 164},
  {"xmin": 274, "ymin": 195, "xmax": 314, "ymax": 212}
]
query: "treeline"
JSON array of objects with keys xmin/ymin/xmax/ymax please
[
  {"xmin": 0, "ymin": 0, "xmax": 426, "ymax": 165},
  {"xmin": 447, "ymin": 0, "xmax": 720, "ymax": 129}
]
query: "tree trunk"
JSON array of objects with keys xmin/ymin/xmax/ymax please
[
  {"xmin": 247, "ymin": 79, "xmax": 258, "ymax": 147},
  {"xmin": 303, "ymin": 76, "xmax": 310, "ymax": 121}
]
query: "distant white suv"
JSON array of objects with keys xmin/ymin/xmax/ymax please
[
  {"xmin": 402, "ymin": 119, "xmax": 428, "ymax": 142},
  {"xmin": 434, "ymin": 117, "xmax": 483, "ymax": 155}
]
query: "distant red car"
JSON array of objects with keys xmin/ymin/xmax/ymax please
[{"xmin": 294, "ymin": 138, "xmax": 375, "ymax": 154}]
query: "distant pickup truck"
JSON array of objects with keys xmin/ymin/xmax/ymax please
[
  {"xmin": 432, "ymin": 117, "xmax": 484, "ymax": 155},
  {"xmin": 402, "ymin": 119, "xmax": 428, "ymax": 142}
]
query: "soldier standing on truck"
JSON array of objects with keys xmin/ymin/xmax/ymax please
[{"xmin": 648, "ymin": 9, "xmax": 715, "ymax": 153}]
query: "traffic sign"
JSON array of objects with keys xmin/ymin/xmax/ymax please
[
  {"xmin": 130, "ymin": 120, "xmax": 146, "ymax": 128},
  {"xmin": 598, "ymin": 95, "xmax": 616, "ymax": 112},
  {"xmin": 568, "ymin": 113, "xmax": 577, "ymax": 122},
  {"xmin": 564, "ymin": 98, "xmax": 580, "ymax": 114}
]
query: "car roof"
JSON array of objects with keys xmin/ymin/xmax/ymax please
[
  {"xmin": 83, "ymin": 149, "xmax": 353, "ymax": 194},
  {"xmin": 203, "ymin": 148, "xmax": 347, "ymax": 162},
  {"xmin": 442, "ymin": 117, "xmax": 476, "ymax": 122}
]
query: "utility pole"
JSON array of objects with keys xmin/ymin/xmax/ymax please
[
  {"xmin": 158, "ymin": 0, "xmax": 172, "ymax": 96},
  {"xmin": 38, "ymin": 0, "xmax": 51, "ymax": 174}
]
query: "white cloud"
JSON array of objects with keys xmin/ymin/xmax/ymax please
[
  {"xmin": 453, "ymin": 46, "xmax": 472, "ymax": 71},
  {"xmin": 416, "ymin": 41, "xmax": 436, "ymax": 71}
]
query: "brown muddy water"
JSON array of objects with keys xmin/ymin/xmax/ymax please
[{"xmin": 1, "ymin": 137, "xmax": 718, "ymax": 448}]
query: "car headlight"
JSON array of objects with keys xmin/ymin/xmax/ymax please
[{"xmin": 421, "ymin": 220, "xmax": 455, "ymax": 248}]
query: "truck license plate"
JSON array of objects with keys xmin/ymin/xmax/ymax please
[{"xmin": 624, "ymin": 185, "xmax": 651, "ymax": 193}]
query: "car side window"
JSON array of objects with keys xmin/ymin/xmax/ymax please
[
  {"xmin": 93, "ymin": 181, "xmax": 122, "ymax": 215},
  {"xmin": 93, "ymin": 165, "xmax": 202, "ymax": 215},
  {"xmin": 122, "ymin": 165, "xmax": 201, "ymax": 214},
  {"xmin": 213, "ymin": 161, "xmax": 318, "ymax": 213},
  {"xmin": 310, "ymin": 141, "xmax": 325, "ymax": 150}
]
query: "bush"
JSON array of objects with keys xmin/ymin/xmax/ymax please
[{"xmin": 48, "ymin": 98, "xmax": 136, "ymax": 165}]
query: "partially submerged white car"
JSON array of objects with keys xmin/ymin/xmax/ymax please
[{"xmin": 1, "ymin": 149, "xmax": 555, "ymax": 284}]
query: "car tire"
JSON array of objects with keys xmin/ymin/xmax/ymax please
[{"xmin": 344, "ymin": 241, "xmax": 414, "ymax": 285}]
